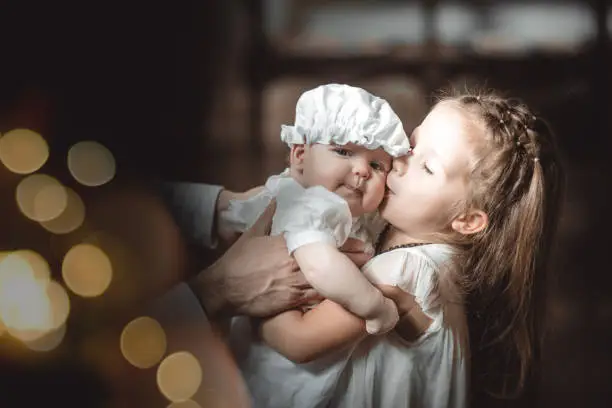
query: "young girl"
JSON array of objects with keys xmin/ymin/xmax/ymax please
[
  {"xmin": 221, "ymin": 83, "xmax": 411, "ymax": 334},
  {"xmin": 233, "ymin": 89, "xmax": 563, "ymax": 408}
]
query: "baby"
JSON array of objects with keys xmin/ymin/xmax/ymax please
[{"xmin": 221, "ymin": 83, "xmax": 411, "ymax": 334}]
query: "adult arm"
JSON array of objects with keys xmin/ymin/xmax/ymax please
[
  {"xmin": 158, "ymin": 182, "xmax": 225, "ymax": 248},
  {"xmin": 159, "ymin": 181, "xmax": 257, "ymax": 249}
]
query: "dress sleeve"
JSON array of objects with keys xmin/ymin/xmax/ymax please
[
  {"xmin": 274, "ymin": 186, "xmax": 353, "ymax": 254},
  {"xmin": 395, "ymin": 252, "xmax": 441, "ymax": 316},
  {"xmin": 362, "ymin": 249, "xmax": 442, "ymax": 317}
]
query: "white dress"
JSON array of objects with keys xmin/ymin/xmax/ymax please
[
  {"xmin": 331, "ymin": 245, "xmax": 469, "ymax": 408},
  {"xmin": 230, "ymin": 244, "xmax": 469, "ymax": 408}
]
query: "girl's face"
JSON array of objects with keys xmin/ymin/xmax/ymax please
[
  {"xmin": 380, "ymin": 102, "xmax": 476, "ymax": 239},
  {"xmin": 291, "ymin": 143, "xmax": 392, "ymax": 216}
]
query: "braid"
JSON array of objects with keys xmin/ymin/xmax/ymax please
[
  {"xmin": 461, "ymin": 94, "xmax": 541, "ymax": 159},
  {"xmin": 459, "ymin": 94, "xmax": 544, "ymax": 210}
]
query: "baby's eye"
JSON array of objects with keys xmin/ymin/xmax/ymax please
[
  {"xmin": 370, "ymin": 161, "xmax": 387, "ymax": 172},
  {"xmin": 333, "ymin": 148, "xmax": 352, "ymax": 157}
]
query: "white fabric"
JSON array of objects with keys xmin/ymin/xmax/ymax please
[
  {"xmin": 221, "ymin": 169, "xmax": 383, "ymax": 254},
  {"xmin": 229, "ymin": 316, "xmax": 355, "ymax": 408},
  {"xmin": 280, "ymin": 83, "xmax": 411, "ymax": 157},
  {"xmin": 229, "ymin": 244, "xmax": 469, "ymax": 408},
  {"xmin": 331, "ymin": 245, "xmax": 469, "ymax": 408}
]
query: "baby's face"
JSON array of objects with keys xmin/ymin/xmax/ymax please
[{"xmin": 296, "ymin": 143, "xmax": 392, "ymax": 216}]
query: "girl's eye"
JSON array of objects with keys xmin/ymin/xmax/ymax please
[
  {"xmin": 333, "ymin": 148, "xmax": 352, "ymax": 157},
  {"xmin": 421, "ymin": 162, "xmax": 433, "ymax": 175}
]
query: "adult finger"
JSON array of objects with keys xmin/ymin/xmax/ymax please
[
  {"xmin": 301, "ymin": 288, "xmax": 323, "ymax": 303},
  {"xmin": 278, "ymin": 271, "xmax": 310, "ymax": 288}
]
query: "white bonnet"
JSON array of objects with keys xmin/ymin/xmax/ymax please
[{"xmin": 280, "ymin": 83, "xmax": 411, "ymax": 157}]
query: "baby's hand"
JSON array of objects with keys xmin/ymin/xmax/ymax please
[{"xmin": 364, "ymin": 297, "xmax": 399, "ymax": 335}]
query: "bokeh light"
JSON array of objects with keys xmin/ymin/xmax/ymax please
[
  {"xmin": 39, "ymin": 187, "xmax": 86, "ymax": 234},
  {"xmin": 45, "ymin": 280, "xmax": 71, "ymax": 330},
  {"xmin": 0, "ymin": 128, "xmax": 49, "ymax": 174},
  {"xmin": 62, "ymin": 244, "xmax": 113, "ymax": 297},
  {"xmin": 168, "ymin": 401, "xmax": 202, "ymax": 408},
  {"xmin": 16, "ymin": 174, "xmax": 68, "ymax": 222},
  {"xmin": 157, "ymin": 351, "xmax": 203, "ymax": 402},
  {"xmin": 6, "ymin": 250, "xmax": 50, "ymax": 282},
  {"xmin": 24, "ymin": 323, "xmax": 67, "ymax": 352},
  {"xmin": 67, "ymin": 141, "xmax": 116, "ymax": 187},
  {"xmin": 120, "ymin": 316, "xmax": 167, "ymax": 369},
  {"xmin": 0, "ymin": 252, "xmax": 70, "ymax": 344},
  {"xmin": 0, "ymin": 254, "xmax": 50, "ymax": 341}
]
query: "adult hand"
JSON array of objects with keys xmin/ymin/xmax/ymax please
[
  {"xmin": 376, "ymin": 284, "xmax": 432, "ymax": 342},
  {"xmin": 340, "ymin": 238, "xmax": 373, "ymax": 268},
  {"xmin": 192, "ymin": 200, "xmax": 320, "ymax": 319}
]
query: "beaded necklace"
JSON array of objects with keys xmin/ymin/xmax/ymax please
[{"xmin": 375, "ymin": 224, "xmax": 432, "ymax": 255}]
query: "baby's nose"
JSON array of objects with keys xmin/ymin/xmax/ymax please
[{"xmin": 353, "ymin": 158, "xmax": 370, "ymax": 178}]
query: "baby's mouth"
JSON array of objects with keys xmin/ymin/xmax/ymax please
[{"xmin": 344, "ymin": 185, "xmax": 363, "ymax": 196}]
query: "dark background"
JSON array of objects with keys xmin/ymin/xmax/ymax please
[{"xmin": 0, "ymin": 0, "xmax": 611, "ymax": 407}]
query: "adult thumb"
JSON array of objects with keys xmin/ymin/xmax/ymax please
[{"xmin": 243, "ymin": 199, "xmax": 277, "ymax": 238}]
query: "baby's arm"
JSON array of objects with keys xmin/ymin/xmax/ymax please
[
  {"xmin": 259, "ymin": 286, "xmax": 430, "ymax": 363},
  {"xmin": 261, "ymin": 251, "xmax": 434, "ymax": 363},
  {"xmin": 293, "ymin": 242, "xmax": 398, "ymax": 334},
  {"xmin": 259, "ymin": 299, "xmax": 366, "ymax": 363}
]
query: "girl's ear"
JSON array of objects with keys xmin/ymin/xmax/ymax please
[{"xmin": 451, "ymin": 209, "xmax": 488, "ymax": 235}]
